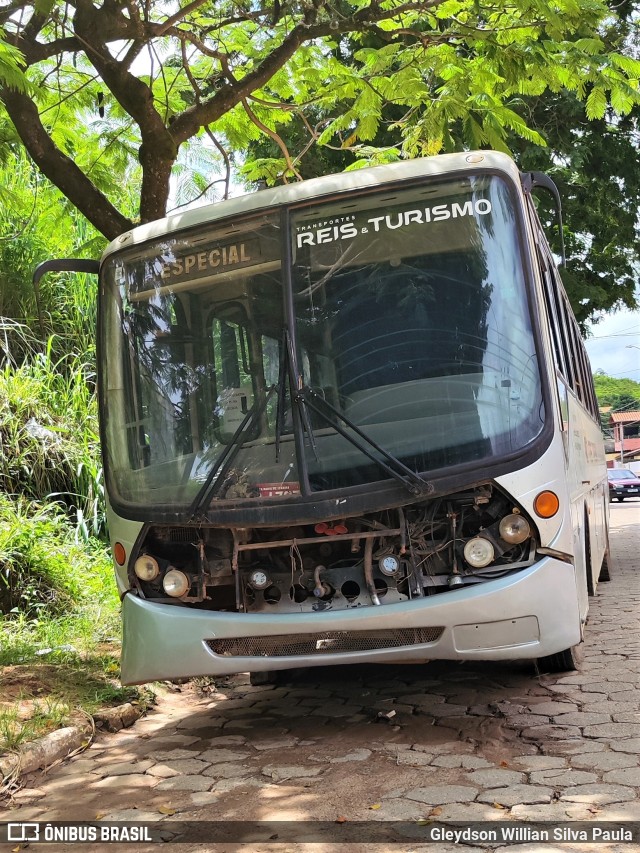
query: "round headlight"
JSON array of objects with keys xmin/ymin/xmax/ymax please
[
  {"xmin": 463, "ymin": 537, "xmax": 495, "ymax": 568},
  {"xmin": 499, "ymin": 513, "xmax": 531, "ymax": 544},
  {"xmin": 378, "ymin": 554, "xmax": 401, "ymax": 576},
  {"xmin": 134, "ymin": 555, "xmax": 159, "ymax": 581},
  {"xmin": 249, "ymin": 570, "xmax": 270, "ymax": 590},
  {"xmin": 163, "ymin": 568, "xmax": 190, "ymax": 597}
]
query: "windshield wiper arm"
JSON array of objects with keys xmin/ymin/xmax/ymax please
[
  {"xmin": 188, "ymin": 385, "xmax": 277, "ymax": 518},
  {"xmin": 296, "ymin": 386, "xmax": 433, "ymax": 496}
]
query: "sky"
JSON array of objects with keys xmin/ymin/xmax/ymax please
[{"xmin": 585, "ymin": 306, "xmax": 640, "ymax": 382}]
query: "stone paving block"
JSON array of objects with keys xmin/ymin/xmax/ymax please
[
  {"xmin": 189, "ymin": 792, "xmax": 219, "ymax": 806},
  {"xmin": 261, "ymin": 764, "xmax": 324, "ymax": 782},
  {"xmin": 552, "ymin": 712, "xmax": 611, "ymax": 726},
  {"xmin": 329, "ymin": 748, "xmax": 371, "ymax": 763},
  {"xmin": 529, "ymin": 769, "xmax": 598, "ymax": 786},
  {"xmin": 521, "ymin": 724, "xmax": 582, "ymax": 739},
  {"xmin": 582, "ymin": 722, "xmax": 640, "ymax": 738},
  {"xmin": 602, "ymin": 766, "xmax": 640, "ymax": 786},
  {"xmin": 475, "ymin": 785, "xmax": 553, "ymax": 807},
  {"xmin": 210, "ymin": 776, "xmax": 268, "ymax": 793},
  {"xmin": 596, "ymin": 801, "xmax": 640, "ymax": 820},
  {"xmin": 91, "ymin": 773, "xmax": 157, "ymax": 790},
  {"xmin": 435, "ymin": 802, "xmax": 512, "ymax": 821},
  {"xmin": 431, "ymin": 755, "xmax": 492, "ymax": 769},
  {"xmin": 149, "ymin": 748, "xmax": 202, "ymax": 761},
  {"xmin": 174, "ymin": 716, "xmax": 227, "ymax": 730},
  {"xmin": 569, "ymin": 751, "xmax": 638, "ymax": 772},
  {"xmin": 99, "ymin": 808, "xmax": 163, "ymax": 822},
  {"xmin": 611, "ymin": 711, "xmax": 640, "ymax": 723},
  {"xmin": 510, "ymin": 756, "xmax": 567, "ymax": 771},
  {"xmin": 608, "ymin": 737, "xmax": 640, "ymax": 753},
  {"xmin": 404, "ymin": 785, "xmax": 479, "ymax": 805},
  {"xmin": 197, "ymin": 748, "xmax": 251, "ymax": 763},
  {"xmin": 576, "ymin": 681, "xmax": 634, "ymax": 694},
  {"xmin": 196, "ymin": 735, "xmax": 247, "ymax": 745},
  {"xmin": 146, "ymin": 763, "xmax": 181, "ymax": 778},
  {"xmin": 143, "ymin": 733, "xmax": 200, "ymax": 746},
  {"xmin": 364, "ymin": 798, "xmax": 426, "ymax": 820},
  {"xmin": 202, "ymin": 762, "xmax": 253, "ymax": 779},
  {"xmin": 526, "ymin": 701, "xmax": 580, "ymax": 715},
  {"xmin": 98, "ymin": 759, "xmax": 155, "ymax": 777},
  {"xmin": 154, "ymin": 775, "xmax": 213, "ymax": 792},
  {"xmin": 502, "ymin": 714, "xmax": 551, "ymax": 728},
  {"xmin": 559, "ymin": 783, "xmax": 636, "ymax": 804},
  {"xmin": 159, "ymin": 758, "xmax": 212, "ymax": 775},
  {"xmin": 465, "ymin": 769, "xmax": 525, "ymax": 787},
  {"xmin": 511, "ymin": 802, "xmax": 595, "ymax": 824},
  {"xmin": 544, "ymin": 739, "xmax": 605, "ymax": 756}
]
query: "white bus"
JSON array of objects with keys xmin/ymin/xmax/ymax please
[{"xmin": 37, "ymin": 151, "xmax": 610, "ymax": 684}]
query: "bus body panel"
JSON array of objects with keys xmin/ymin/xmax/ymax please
[
  {"xmin": 120, "ymin": 555, "xmax": 580, "ymax": 684},
  {"xmin": 93, "ymin": 151, "xmax": 609, "ymax": 684}
]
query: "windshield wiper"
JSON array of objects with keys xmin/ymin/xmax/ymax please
[
  {"xmin": 295, "ymin": 385, "xmax": 433, "ymax": 496},
  {"xmin": 188, "ymin": 385, "xmax": 277, "ymax": 518}
]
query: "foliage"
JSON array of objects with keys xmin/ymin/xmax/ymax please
[
  {"xmin": 0, "ymin": 145, "xmax": 107, "ymax": 356},
  {"xmin": 1, "ymin": 1, "xmax": 639, "ymax": 242},
  {"xmin": 593, "ymin": 371, "xmax": 640, "ymax": 412},
  {"xmin": 0, "ymin": 491, "xmax": 114, "ymax": 618},
  {"xmin": 0, "ymin": 332, "xmax": 104, "ymax": 539}
]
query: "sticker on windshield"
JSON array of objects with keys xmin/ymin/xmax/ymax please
[
  {"xmin": 258, "ymin": 482, "xmax": 301, "ymax": 497},
  {"xmin": 295, "ymin": 199, "xmax": 492, "ymax": 248}
]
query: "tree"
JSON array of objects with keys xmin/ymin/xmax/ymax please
[
  {"xmin": 593, "ymin": 371, "xmax": 640, "ymax": 411},
  {"xmin": 1, "ymin": 1, "xmax": 640, "ymax": 242}
]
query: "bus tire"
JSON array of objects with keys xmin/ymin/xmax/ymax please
[
  {"xmin": 616, "ymin": 497, "xmax": 623, "ymax": 502},
  {"xmin": 599, "ymin": 550, "xmax": 612, "ymax": 582},
  {"xmin": 537, "ymin": 644, "xmax": 582, "ymax": 674},
  {"xmin": 584, "ymin": 511, "xmax": 594, "ymax": 597},
  {"xmin": 250, "ymin": 670, "xmax": 280, "ymax": 686}
]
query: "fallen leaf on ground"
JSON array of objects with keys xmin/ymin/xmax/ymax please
[{"xmin": 158, "ymin": 805, "xmax": 176, "ymax": 815}]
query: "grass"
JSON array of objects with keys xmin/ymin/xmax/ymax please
[
  {"xmin": 0, "ymin": 332, "xmax": 104, "ymax": 541},
  {"xmin": 0, "ymin": 493, "xmax": 150, "ymax": 755}
]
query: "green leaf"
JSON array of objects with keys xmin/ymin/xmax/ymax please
[{"xmin": 585, "ymin": 87, "xmax": 607, "ymax": 120}]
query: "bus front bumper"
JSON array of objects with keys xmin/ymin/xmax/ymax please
[{"xmin": 120, "ymin": 557, "xmax": 581, "ymax": 684}]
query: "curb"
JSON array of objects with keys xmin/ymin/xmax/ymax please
[
  {"xmin": 0, "ymin": 726, "xmax": 89, "ymax": 784},
  {"xmin": 1, "ymin": 703, "xmax": 144, "ymax": 786}
]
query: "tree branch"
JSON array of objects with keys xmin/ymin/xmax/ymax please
[{"xmin": 1, "ymin": 84, "xmax": 133, "ymax": 239}]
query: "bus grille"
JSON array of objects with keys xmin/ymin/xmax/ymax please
[{"xmin": 206, "ymin": 627, "xmax": 444, "ymax": 658}]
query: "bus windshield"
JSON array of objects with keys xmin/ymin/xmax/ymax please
[{"xmin": 101, "ymin": 174, "xmax": 544, "ymax": 512}]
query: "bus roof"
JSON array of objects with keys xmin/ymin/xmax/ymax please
[{"xmin": 103, "ymin": 150, "xmax": 520, "ymax": 260}]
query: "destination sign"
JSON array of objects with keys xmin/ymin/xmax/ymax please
[{"xmin": 159, "ymin": 239, "xmax": 258, "ymax": 285}]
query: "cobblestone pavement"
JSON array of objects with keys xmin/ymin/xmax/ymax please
[{"xmin": 3, "ymin": 502, "xmax": 639, "ymax": 852}]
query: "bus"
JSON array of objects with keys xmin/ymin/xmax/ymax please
[{"xmin": 36, "ymin": 150, "xmax": 610, "ymax": 685}]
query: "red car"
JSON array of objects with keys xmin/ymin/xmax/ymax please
[{"xmin": 607, "ymin": 468, "xmax": 640, "ymax": 501}]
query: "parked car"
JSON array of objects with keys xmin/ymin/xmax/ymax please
[{"xmin": 607, "ymin": 468, "xmax": 640, "ymax": 501}]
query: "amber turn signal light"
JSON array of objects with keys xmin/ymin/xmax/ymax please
[
  {"xmin": 113, "ymin": 542, "xmax": 127, "ymax": 565},
  {"xmin": 533, "ymin": 491, "xmax": 560, "ymax": 518}
]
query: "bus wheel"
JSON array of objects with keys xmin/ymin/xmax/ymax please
[
  {"xmin": 599, "ymin": 550, "xmax": 612, "ymax": 582},
  {"xmin": 537, "ymin": 644, "xmax": 583, "ymax": 674},
  {"xmin": 616, "ymin": 497, "xmax": 624, "ymax": 502},
  {"xmin": 250, "ymin": 670, "xmax": 280, "ymax": 686}
]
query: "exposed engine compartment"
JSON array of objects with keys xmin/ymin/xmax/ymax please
[{"xmin": 129, "ymin": 483, "xmax": 538, "ymax": 613}]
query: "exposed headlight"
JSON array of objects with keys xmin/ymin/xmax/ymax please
[
  {"xmin": 249, "ymin": 570, "xmax": 270, "ymax": 590},
  {"xmin": 499, "ymin": 513, "xmax": 531, "ymax": 544},
  {"xmin": 163, "ymin": 568, "xmax": 190, "ymax": 597},
  {"xmin": 463, "ymin": 537, "xmax": 495, "ymax": 568},
  {"xmin": 134, "ymin": 555, "xmax": 159, "ymax": 581}
]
